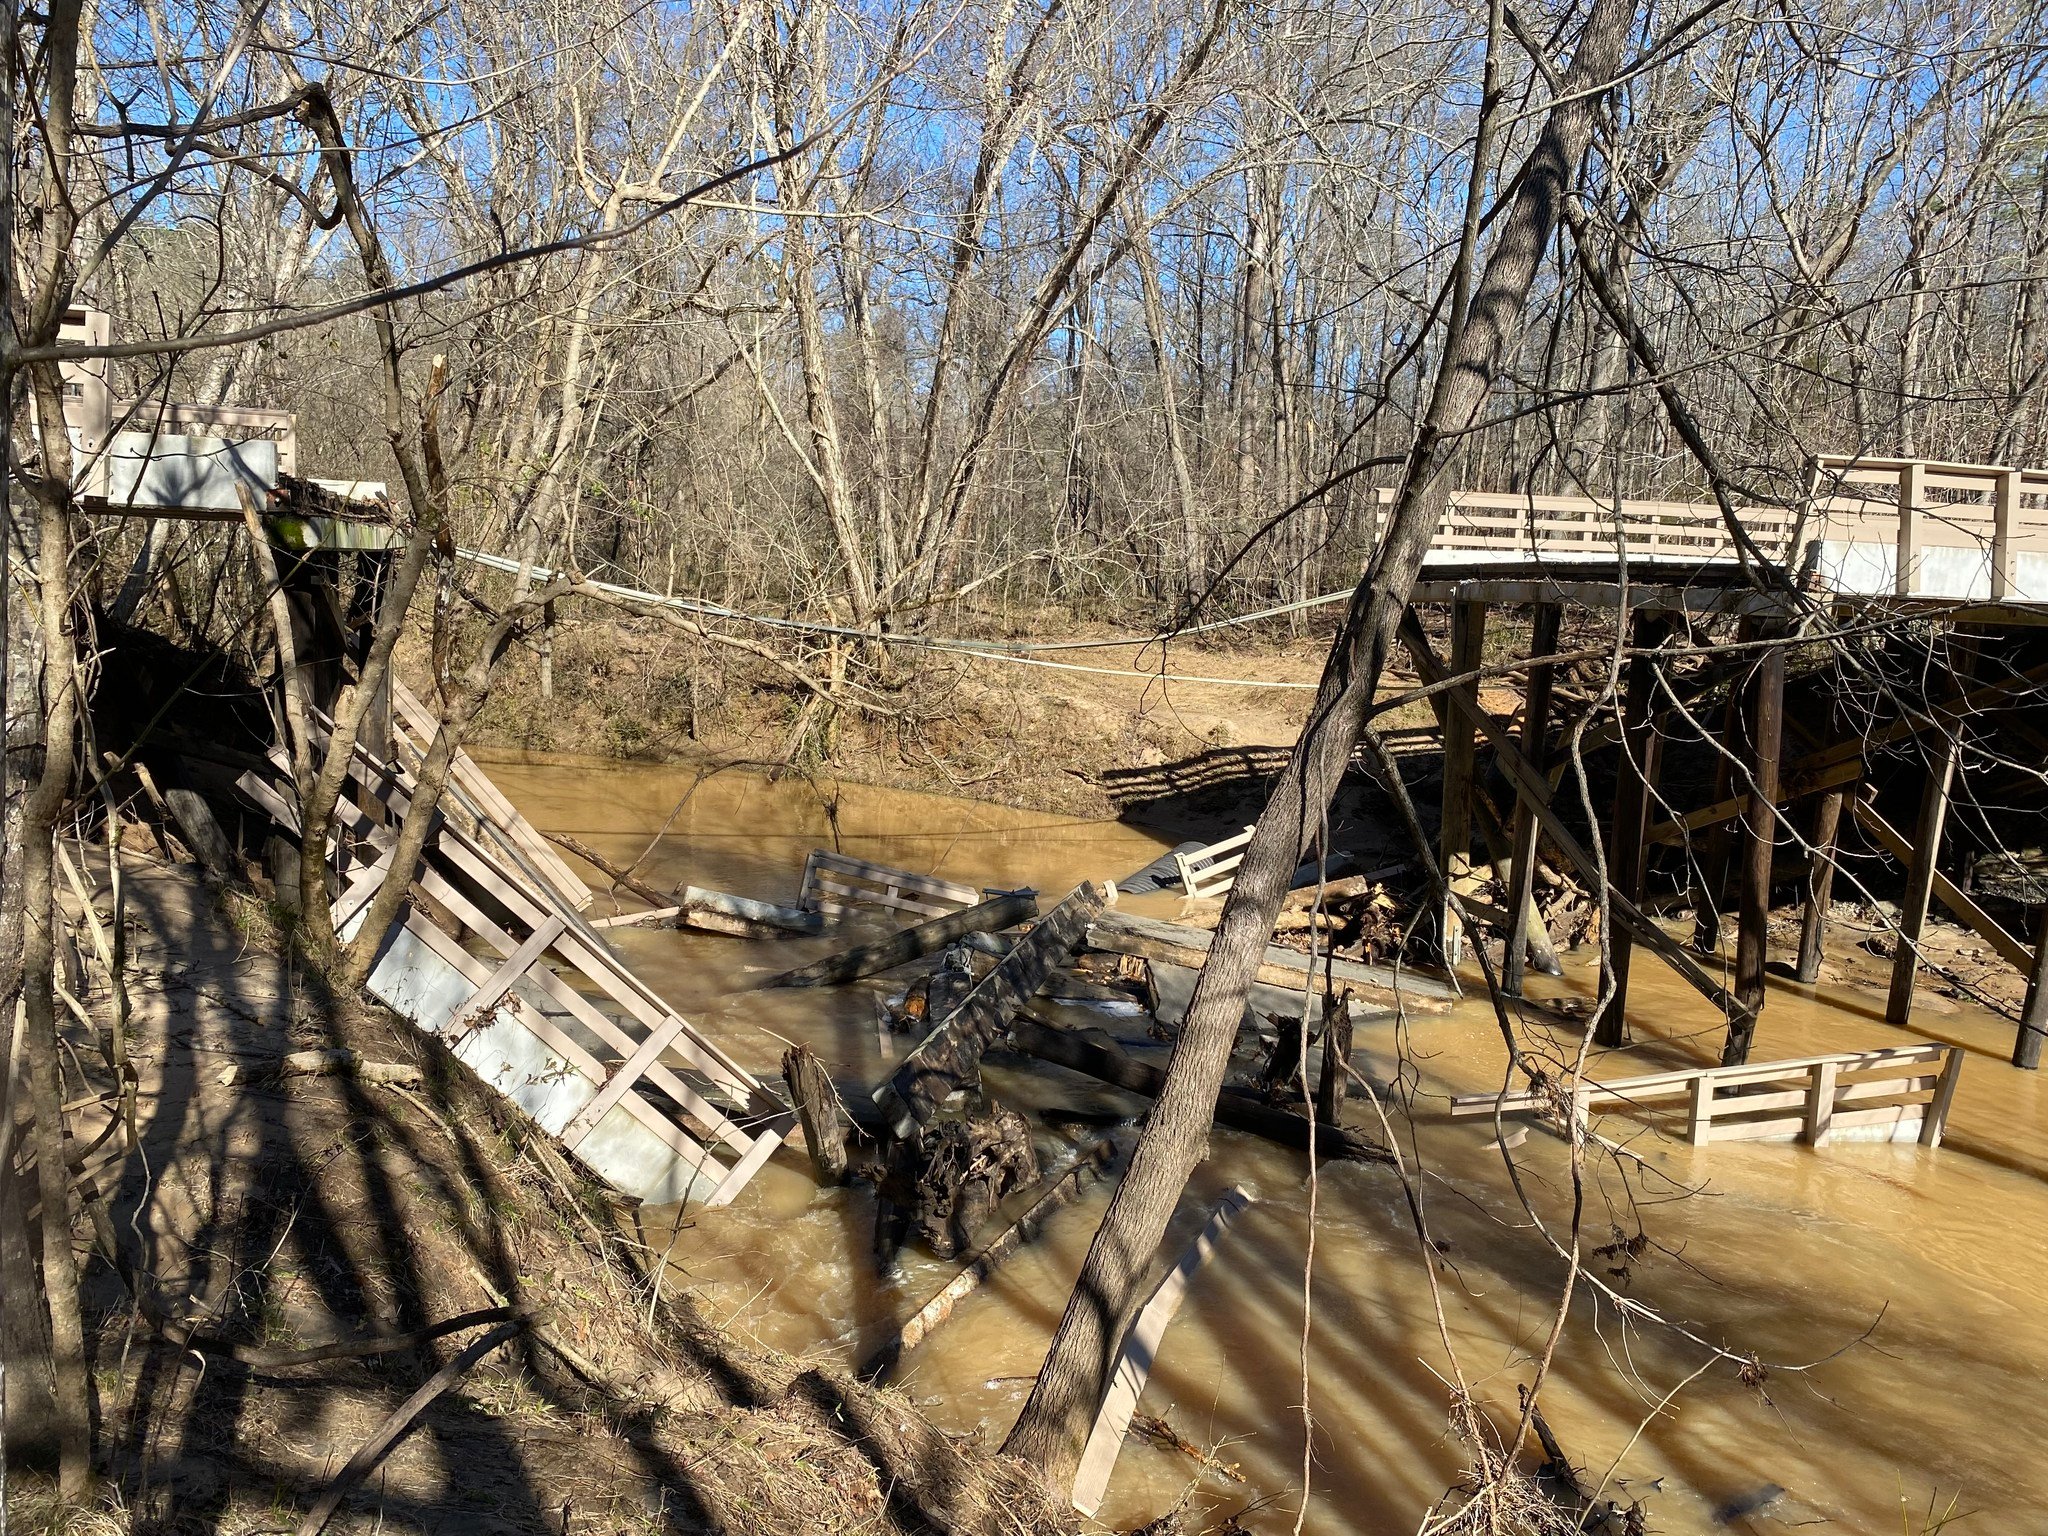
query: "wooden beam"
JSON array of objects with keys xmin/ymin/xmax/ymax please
[
  {"xmin": 1069, "ymin": 1188, "xmax": 1253, "ymax": 1516},
  {"xmin": 1896, "ymin": 460, "xmax": 1924, "ymax": 597},
  {"xmin": 1992, "ymin": 468, "xmax": 2022, "ymax": 602},
  {"xmin": 1081, "ymin": 908, "xmax": 1457, "ymax": 1012},
  {"xmin": 761, "ymin": 891, "xmax": 1037, "ymax": 989},
  {"xmin": 1885, "ymin": 736, "xmax": 1959, "ymax": 1027},
  {"xmin": 1504, "ymin": 603, "xmax": 1562, "ymax": 997},
  {"xmin": 1647, "ymin": 754, "xmax": 1865, "ymax": 846},
  {"xmin": 1593, "ymin": 612, "xmax": 1668, "ymax": 1046},
  {"xmin": 1438, "ymin": 599, "xmax": 1488, "ymax": 965},
  {"xmin": 1851, "ymin": 791, "xmax": 2034, "ymax": 973},
  {"xmin": 1726, "ymin": 638, "xmax": 1786, "ymax": 1065},
  {"xmin": 1691, "ymin": 623, "xmax": 1753, "ymax": 955},
  {"xmin": 1795, "ymin": 788, "xmax": 1846, "ymax": 984}
]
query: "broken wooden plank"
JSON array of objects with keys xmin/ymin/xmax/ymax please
[
  {"xmin": 858, "ymin": 1137, "xmax": 1116, "ymax": 1383},
  {"xmin": 761, "ymin": 891, "xmax": 1037, "ymax": 989},
  {"xmin": 1070, "ymin": 1187, "xmax": 1254, "ymax": 1516},
  {"xmin": 875, "ymin": 883, "xmax": 1111, "ymax": 1134},
  {"xmin": 1082, "ymin": 908, "xmax": 1457, "ymax": 1013}
]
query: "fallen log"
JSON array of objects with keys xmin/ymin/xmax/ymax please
[
  {"xmin": 875, "ymin": 883, "xmax": 1111, "ymax": 1134},
  {"xmin": 1010, "ymin": 1006, "xmax": 1391, "ymax": 1166},
  {"xmin": 859, "ymin": 1136, "xmax": 1118, "ymax": 1383},
  {"xmin": 676, "ymin": 885, "xmax": 825, "ymax": 938},
  {"xmin": 762, "ymin": 891, "xmax": 1037, "ymax": 989},
  {"xmin": 545, "ymin": 832, "xmax": 666, "ymax": 905}
]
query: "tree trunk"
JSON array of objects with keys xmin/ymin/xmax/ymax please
[{"xmin": 1001, "ymin": 0, "xmax": 1646, "ymax": 1482}]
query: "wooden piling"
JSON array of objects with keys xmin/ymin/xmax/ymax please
[
  {"xmin": 1438, "ymin": 599, "xmax": 1488, "ymax": 966},
  {"xmin": 1593, "ymin": 612, "xmax": 1669, "ymax": 1048},
  {"xmin": 782, "ymin": 1045, "xmax": 849, "ymax": 1184},
  {"xmin": 1725, "ymin": 637, "xmax": 1785, "ymax": 1065},
  {"xmin": 1691, "ymin": 621, "xmax": 1755, "ymax": 955},
  {"xmin": 1315, "ymin": 996, "xmax": 1352, "ymax": 1128},
  {"xmin": 1795, "ymin": 788, "xmax": 1845, "ymax": 984},
  {"xmin": 1503, "ymin": 603, "xmax": 1561, "ymax": 997},
  {"xmin": 1885, "ymin": 733, "xmax": 1959, "ymax": 1028},
  {"xmin": 2012, "ymin": 901, "xmax": 2048, "ymax": 1070}
]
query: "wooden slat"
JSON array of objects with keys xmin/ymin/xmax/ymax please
[
  {"xmin": 1069, "ymin": 1187, "xmax": 1253, "ymax": 1516},
  {"xmin": 560, "ymin": 1011, "xmax": 693, "ymax": 1150}
]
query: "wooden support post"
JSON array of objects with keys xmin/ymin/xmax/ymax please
[
  {"xmin": 1992, "ymin": 468, "xmax": 2021, "ymax": 602},
  {"xmin": 1885, "ymin": 732, "xmax": 1959, "ymax": 1028},
  {"xmin": 1438, "ymin": 599, "xmax": 1488, "ymax": 965},
  {"xmin": 1503, "ymin": 603, "xmax": 1562, "ymax": 997},
  {"xmin": 1692, "ymin": 623, "xmax": 1755, "ymax": 955},
  {"xmin": 2014, "ymin": 902, "xmax": 2048, "ymax": 1070},
  {"xmin": 782, "ymin": 1045, "xmax": 850, "ymax": 1183},
  {"xmin": 1896, "ymin": 459, "xmax": 1924, "ymax": 597},
  {"xmin": 1803, "ymin": 1059, "xmax": 1838, "ymax": 1146},
  {"xmin": 1795, "ymin": 788, "xmax": 1846, "ymax": 984},
  {"xmin": 1315, "ymin": 996, "xmax": 1352, "ymax": 1128},
  {"xmin": 1594, "ymin": 611, "xmax": 1669, "ymax": 1045},
  {"xmin": 1725, "ymin": 638, "xmax": 1786, "ymax": 1066},
  {"xmin": 1921, "ymin": 1048, "xmax": 1964, "ymax": 1146},
  {"xmin": 1687, "ymin": 1073, "xmax": 1713, "ymax": 1147}
]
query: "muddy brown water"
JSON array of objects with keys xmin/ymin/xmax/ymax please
[{"xmin": 481, "ymin": 750, "xmax": 2048, "ymax": 1534}]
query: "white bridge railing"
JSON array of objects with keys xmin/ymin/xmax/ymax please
[{"xmin": 1391, "ymin": 455, "xmax": 2048, "ymax": 603}]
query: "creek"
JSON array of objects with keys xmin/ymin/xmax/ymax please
[{"xmin": 482, "ymin": 749, "xmax": 2048, "ymax": 1535}]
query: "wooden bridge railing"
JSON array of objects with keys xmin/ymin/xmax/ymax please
[{"xmin": 1449, "ymin": 1042, "xmax": 1963, "ymax": 1148}]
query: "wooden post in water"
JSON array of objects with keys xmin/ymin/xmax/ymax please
[
  {"xmin": 1795, "ymin": 787, "xmax": 1846, "ymax": 984},
  {"xmin": 1503, "ymin": 603, "xmax": 1561, "ymax": 997},
  {"xmin": 1593, "ymin": 611, "xmax": 1669, "ymax": 1048},
  {"xmin": 1437, "ymin": 599, "xmax": 1488, "ymax": 966},
  {"xmin": 1885, "ymin": 732, "xmax": 1960, "ymax": 1028},
  {"xmin": 2012, "ymin": 901, "xmax": 2048, "ymax": 1070},
  {"xmin": 1725, "ymin": 637, "xmax": 1785, "ymax": 1065},
  {"xmin": 1692, "ymin": 619, "xmax": 1756, "ymax": 955}
]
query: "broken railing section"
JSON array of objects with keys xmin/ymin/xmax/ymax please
[
  {"xmin": 236, "ymin": 728, "xmax": 793, "ymax": 1208},
  {"xmin": 799, "ymin": 849, "xmax": 983, "ymax": 919},
  {"xmin": 1069, "ymin": 1187, "xmax": 1255, "ymax": 1516},
  {"xmin": 875, "ymin": 882, "xmax": 1114, "ymax": 1135},
  {"xmin": 1450, "ymin": 1042, "xmax": 1962, "ymax": 1148}
]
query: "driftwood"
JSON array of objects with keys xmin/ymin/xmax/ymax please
[
  {"xmin": 876, "ymin": 882, "xmax": 1111, "ymax": 1134},
  {"xmin": 859, "ymin": 1137, "xmax": 1117, "ymax": 1383},
  {"xmin": 219, "ymin": 1048, "xmax": 423, "ymax": 1089},
  {"xmin": 782, "ymin": 1044, "xmax": 850, "ymax": 1183},
  {"xmin": 874, "ymin": 1101, "xmax": 1039, "ymax": 1262},
  {"xmin": 546, "ymin": 832, "xmax": 668, "ymax": 905},
  {"xmin": 1010, "ymin": 1007, "xmax": 1391, "ymax": 1166},
  {"xmin": 763, "ymin": 891, "xmax": 1037, "ymax": 989},
  {"xmin": 679, "ymin": 884, "xmax": 823, "ymax": 936}
]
